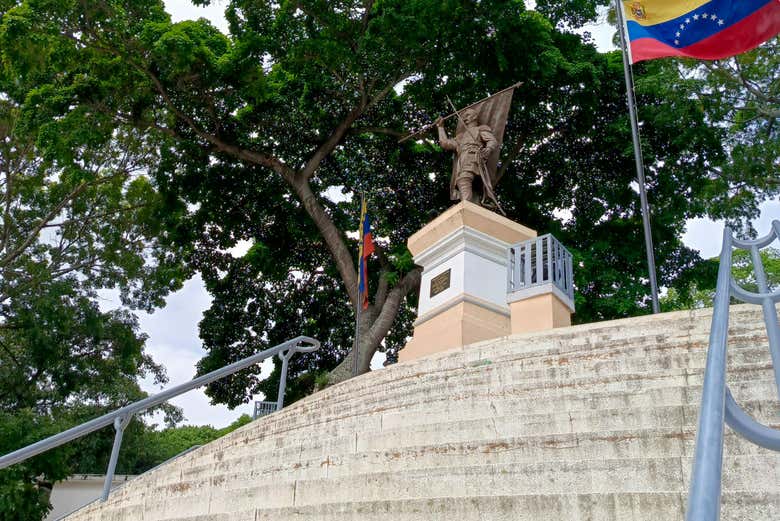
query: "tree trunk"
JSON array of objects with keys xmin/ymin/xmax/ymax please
[
  {"xmin": 326, "ymin": 266, "xmax": 422, "ymax": 385},
  {"xmin": 327, "ymin": 308, "xmax": 377, "ymax": 384}
]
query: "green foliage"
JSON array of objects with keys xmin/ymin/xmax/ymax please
[
  {"xmin": 0, "ymin": 5, "xmax": 189, "ymax": 516},
  {"xmin": 533, "ymin": 0, "xmax": 610, "ymax": 27},
  {"xmin": 662, "ymin": 248, "xmax": 780, "ymax": 311},
  {"xmin": 732, "ymin": 248, "xmax": 780, "ymax": 293},
  {"xmin": 133, "ymin": 414, "xmax": 252, "ymax": 471},
  {"xmin": 635, "ymin": 37, "xmax": 780, "ymax": 236},
  {"xmin": 0, "ymin": 411, "xmax": 72, "ymax": 521},
  {"xmin": 314, "ymin": 370, "xmax": 331, "ymax": 390}
]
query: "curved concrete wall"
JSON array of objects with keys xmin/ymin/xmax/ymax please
[{"xmin": 66, "ymin": 304, "xmax": 780, "ymax": 520}]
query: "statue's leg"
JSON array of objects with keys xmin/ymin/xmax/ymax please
[{"xmin": 456, "ymin": 177, "xmax": 473, "ymax": 202}]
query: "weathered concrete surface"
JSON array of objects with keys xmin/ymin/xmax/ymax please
[{"xmin": 65, "ymin": 305, "xmax": 780, "ymax": 520}]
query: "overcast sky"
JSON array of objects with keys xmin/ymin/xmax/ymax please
[{"xmin": 128, "ymin": 0, "xmax": 780, "ymax": 428}]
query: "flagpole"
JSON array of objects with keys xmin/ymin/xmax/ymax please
[
  {"xmin": 353, "ymin": 193, "xmax": 364, "ymax": 377},
  {"xmin": 615, "ymin": 0, "xmax": 661, "ymax": 314}
]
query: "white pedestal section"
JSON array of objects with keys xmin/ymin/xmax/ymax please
[{"xmin": 400, "ymin": 201, "xmax": 536, "ymax": 362}]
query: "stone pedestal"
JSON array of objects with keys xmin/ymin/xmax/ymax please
[
  {"xmin": 508, "ymin": 290, "xmax": 573, "ymax": 333},
  {"xmin": 506, "ymin": 234, "xmax": 576, "ymax": 335},
  {"xmin": 400, "ymin": 201, "xmax": 536, "ymax": 362}
]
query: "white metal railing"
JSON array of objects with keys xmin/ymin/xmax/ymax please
[
  {"xmin": 253, "ymin": 401, "xmax": 277, "ymax": 419},
  {"xmin": 508, "ymin": 234, "xmax": 574, "ymax": 302}
]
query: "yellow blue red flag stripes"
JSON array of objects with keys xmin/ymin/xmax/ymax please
[
  {"xmin": 620, "ymin": 0, "xmax": 780, "ymax": 63},
  {"xmin": 357, "ymin": 198, "xmax": 375, "ymax": 310}
]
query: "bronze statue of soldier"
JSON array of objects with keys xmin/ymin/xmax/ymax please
[
  {"xmin": 435, "ymin": 109, "xmax": 500, "ymax": 209},
  {"xmin": 399, "ymin": 82, "xmax": 521, "ymax": 215}
]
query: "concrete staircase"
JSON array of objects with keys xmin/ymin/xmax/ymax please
[{"xmin": 66, "ymin": 304, "xmax": 780, "ymax": 520}]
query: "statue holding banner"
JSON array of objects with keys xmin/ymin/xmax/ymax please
[
  {"xmin": 435, "ymin": 109, "xmax": 499, "ymax": 209},
  {"xmin": 400, "ymin": 82, "xmax": 520, "ymax": 214}
]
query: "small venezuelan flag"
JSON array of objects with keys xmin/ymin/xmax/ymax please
[
  {"xmin": 621, "ymin": 0, "xmax": 780, "ymax": 63},
  {"xmin": 357, "ymin": 198, "xmax": 375, "ymax": 310}
]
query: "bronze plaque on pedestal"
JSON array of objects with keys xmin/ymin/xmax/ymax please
[{"xmin": 430, "ymin": 269, "xmax": 451, "ymax": 298}]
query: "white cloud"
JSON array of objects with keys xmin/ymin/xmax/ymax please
[
  {"xmin": 165, "ymin": 0, "xmax": 229, "ymax": 33},
  {"xmin": 684, "ymin": 199, "xmax": 780, "ymax": 259},
  {"xmin": 227, "ymin": 239, "xmax": 253, "ymax": 258},
  {"xmin": 136, "ymin": 275, "xmax": 267, "ymax": 428}
]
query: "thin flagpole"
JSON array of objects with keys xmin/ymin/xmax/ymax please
[
  {"xmin": 353, "ymin": 193, "xmax": 364, "ymax": 377},
  {"xmin": 614, "ymin": 0, "xmax": 661, "ymax": 314}
]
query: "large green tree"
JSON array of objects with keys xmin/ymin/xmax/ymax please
[
  {"xmin": 644, "ymin": 38, "xmax": 779, "ymax": 234},
  {"xmin": 0, "ymin": 6, "xmax": 189, "ymax": 516},
  {"xmin": 0, "ymin": 0, "xmax": 748, "ymax": 406}
]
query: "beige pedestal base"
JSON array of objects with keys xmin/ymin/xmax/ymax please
[
  {"xmin": 401, "ymin": 201, "xmax": 535, "ymax": 363},
  {"xmin": 399, "ymin": 297, "xmax": 510, "ymax": 362},
  {"xmin": 509, "ymin": 292, "xmax": 572, "ymax": 334}
]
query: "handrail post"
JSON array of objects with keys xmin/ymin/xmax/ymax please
[
  {"xmin": 507, "ymin": 247, "xmax": 515, "ymax": 292},
  {"xmin": 101, "ymin": 414, "xmax": 132, "ymax": 502},
  {"xmin": 276, "ymin": 350, "xmax": 293, "ymax": 411},
  {"xmin": 756, "ymin": 223, "xmax": 780, "ymax": 400}
]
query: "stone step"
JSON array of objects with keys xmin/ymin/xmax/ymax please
[
  {"xmin": 143, "ymin": 403, "xmax": 779, "ymax": 496},
  {"xmin": 377, "ymin": 387, "xmax": 780, "ymax": 433},
  {"xmin": 465, "ymin": 331, "xmax": 763, "ymax": 371},
  {"xmin": 279, "ymin": 343, "xmax": 773, "ymax": 424},
  {"xmin": 109, "ymin": 452, "xmax": 780, "ymax": 519},
  {"xmin": 353, "ymin": 402, "xmax": 778, "ymax": 454},
  {"xmin": 63, "ymin": 305, "xmax": 780, "ymax": 521},
  {"xmin": 232, "ymin": 366, "xmax": 776, "ymax": 444},
  {"xmin": 184, "ymin": 426, "xmax": 780, "ymax": 487},
  {"xmin": 289, "ymin": 308, "xmax": 771, "ymax": 410},
  {"xmin": 249, "ymin": 491, "xmax": 779, "ymax": 521},
  {"xmin": 312, "ymin": 336, "xmax": 760, "ymax": 406},
  {"xmin": 173, "ymin": 373, "xmax": 777, "ymax": 473},
  {"xmin": 287, "ymin": 372, "xmax": 776, "ymax": 439},
  {"xmin": 299, "ymin": 456, "xmax": 778, "ymax": 504}
]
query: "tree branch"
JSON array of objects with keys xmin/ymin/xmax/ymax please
[
  {"xmin": 0, "ymin": 337, "xmax": 23, "ymax": 370},
  {"xmin": 42, "ymin": 203, "xmax": 147, "ymax": 229},
  {"xmin": 496, "ymin": 137, "xmax": 525, "ymax": 185},
  {"xmin": 0, "ymin": 180, "xmax": 94, "ymax": 269},
  {"xmin": 138, "ymin": 63, "xmax": 296, "ymax": 181},
  {"xmin": 364, "ymin": 266, "xmax": 421, "ymax": 351},
  {"xmin": 293, "ymin": 181, "xmax": 359, "ymax": 307},
  {"xmin": 298, "ymin": 102, "xmax": 367, "ymax": 181},
  {"xmin": 348, "ymin": 126, "xmax": 404, "ymax": 138},
  {"xmin": 298, "ymin": 76, "xmax": 403, "ymax": 182},
  {"xmin": 2, "ymin": 168, "xmax": 13, "ymax": 255},
  {"xmin": 362, "ymin": 0, "xmax": 374, "ymax": 31},
  {"xmin": 373, "ymin": 243, "xmax": 391, "ymax": 308}
]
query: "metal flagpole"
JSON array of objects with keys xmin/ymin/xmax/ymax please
[
  {"xmin": 353, "ymin": 193, "xmax": 364, "ymax": 377},
  {"xmin": 614, "ymin": 0, "xmax": 661, "ymax": 314}
]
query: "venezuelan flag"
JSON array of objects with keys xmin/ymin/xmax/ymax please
[
  {"xmin": 357, "ymin": 198, "xmax": 375, "ymax": 310},
  {"xmin": 621, "ymin": 0, "xmax": 780, "ymax": 63}
]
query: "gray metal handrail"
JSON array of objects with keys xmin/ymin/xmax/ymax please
[
  {"xmin": 508, "ymin": 234, "xmax": 574, "ymax": 302},
  {"xmin": 686, "ymin": 222, "xmax": 780, "ymax": 520},
  {"xmin": 253, "ymin": 345, "xmax": 302, "ymax": 419},
  {"xmin": 0, "ymin": 335, "xmax": 320, "ymax": 502},
  {"xmin": 52, "ymin": 445, "xmax": 202, "ymax": 521}
]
